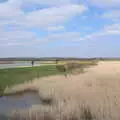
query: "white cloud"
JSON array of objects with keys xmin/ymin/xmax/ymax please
[
  {"xmin": 1, "ymin": 0, "xmax": 119, "ymax": 57},
  {"xmin": 1, "ymin": 0, "xmax": 73, "ymax": 8},
  {"xmin": 44, "ymin": 24, "xmax": 120, "ymax": 43},
  {"xmin": 103, "ymin": 23, "xmax": 120, "ymax": 32},
  {"xmin": 0, "ymin": 31, "xmax": 82, "ymax": 46},
  {"xmin": 0, "ymin": 0, "xmax": 87, "ymax": 47},
  {"xmin": 43, "ymin": 32, "xmax": 81, "ymax": 41},
  {"xmin": 0, "ymin": 22, "xmax": 120, "ymax": 57},
  {"xmin": 101, "ymin": 10, "xmax": 120, "ymax": 21},
  {"xmin": 25, "ymin": 4, "xmax": 87, "ymax": 27},
  {"xmin": 0, "ymin": 30, "xmax": 41, "ymax": 46},
  {"xmin": 83, "ymin": 23, "xmax": 120, "ymax": 41},
  {"xmin": 23, "ymin": 0, "xmax": 73, "ymax": 6},
  {"xmin": 0, "ymin": 0, "xmax": 23, "ymax": 18},
  {"xmin": 1, "ymin": 23, "xmax": 120, "ymax": 47},
  {"xmin": 85, "ymin": 31, "xmax": 120, "ymax": 41},
  {"xmin": 0, "ymin": 1, "xmax": 87, "ymax": 28},
  {"xmin": 88, "ymin": 0, "xmax": 120, "ymax": 8},
  {"xmin": 46, "ymin": 26, "xmax": 64, "ymax": 31}
]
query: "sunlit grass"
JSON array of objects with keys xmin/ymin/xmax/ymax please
[
  {"xmin": 0, "ymin": 65, "xmax": 61, "ymax": 88},
  {"xmin": 0, "ymin": 60, "xmax": 98, "ymax": 88}
]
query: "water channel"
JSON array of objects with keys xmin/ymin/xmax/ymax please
[
  {"xmin": 0, "ymin": 63, "xmax": 40, "ymax": 69},
  {"xmin": 0, "ymin": 91, "xmax": 41, "ymax": 115}
]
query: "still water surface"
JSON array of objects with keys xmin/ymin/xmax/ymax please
[
  {"xmin": 0, "ymin": 63, "xmax": 40, "ymax": 69},
  {"xmin": 0, "ymin": 62, "xmax": 42, "ymax": 115},
  {"xmin": 0, "ymin": 91, "xmax": 41, "ymax": 115}
]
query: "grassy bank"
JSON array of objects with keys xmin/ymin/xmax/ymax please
[
  {"xmin": 0, "ymin": 65, "xmax": 61, "ymax": 88},
  {"xmin": 0, "ymin": 60, "xmax": 98, "ymax": 95},
  {"xmin": 0, "ymin": 60, "xmax": 98, "ymax": 87}
]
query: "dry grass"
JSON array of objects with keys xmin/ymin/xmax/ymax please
[
  {"xmin": 6, "ymin": 61, "xmax": 120, "ymax": 120},
  {"xmin": 55, "ymin": 61, "xmax": 91, "ymax": 77}
]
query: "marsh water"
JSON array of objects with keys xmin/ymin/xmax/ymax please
[
  {"xmin": 0, "ymin": 91, "xmax": 41, "ymax": 115},
  {"xmin": 0, "ymin": 62, "xmax": 40, "ymax": 69}
]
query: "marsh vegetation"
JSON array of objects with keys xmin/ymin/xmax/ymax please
[{"xmin": 1, "ymin": 60, "xmax": 120, "ymax": 120}]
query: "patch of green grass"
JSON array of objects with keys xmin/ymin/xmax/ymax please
[
  {"xmin": 0, "ymin": 60, "xmax": 99, "ymax": 89},
  {"xmin": 0, "ymin": 65, "xmax": 61, "ymax": 88}
]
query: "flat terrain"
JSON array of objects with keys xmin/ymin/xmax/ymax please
[
  {"xmin": 7, "ymin": 61, "xmax": 120, "ymax": 120},
  {"xmin": 0, "ymin": 65, "xmax": 61, "ymax": 88},
  {"xmin": 0, "ymin": 60, "xmax": 96, "ymax": 87}
]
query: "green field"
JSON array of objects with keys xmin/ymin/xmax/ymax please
[
  {"xmin": 0, "ymin": 65, "xmax": 61, "ymax": 88},
  {"xmin": 0, "ymin": 60, "xmax": 98, "ymax": 94}
]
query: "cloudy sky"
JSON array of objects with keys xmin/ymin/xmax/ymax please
[{"xmin": 0, "ymin": 0, "xmax": 120, "ymax": 58}]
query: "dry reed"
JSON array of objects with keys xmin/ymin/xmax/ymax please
[{"xmin": 4, "ymin": 61, "xmax": 120, "ymax": 120}]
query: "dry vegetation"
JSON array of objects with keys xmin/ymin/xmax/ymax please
[
  {"xmin": 55, "ymin": 60, "xmax": 98, "ymax": 76},
  {"xmin": 5, "ymin": 61, "xmax": 120, "ymax": 120},
  {"xmin": 56, "ymin": 62, "xmax": 84, "ymax": 77}
]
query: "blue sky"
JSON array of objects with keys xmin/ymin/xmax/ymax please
[{"xmin": 0, "ymin": 0, "xmax": 120, "ymax": 57}]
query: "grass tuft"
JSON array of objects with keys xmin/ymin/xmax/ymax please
[{"xmin": 80, "ymin": 106, "xmax": 95, "ymax": 120}]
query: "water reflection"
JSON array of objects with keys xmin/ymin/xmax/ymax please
[
  {"xmin": 0, "ymin": 91, "xmax": 41, "ymax": 115},
  {"xmin": 0, "ymin": 114, "xmax": 8, "ymax": 120}
]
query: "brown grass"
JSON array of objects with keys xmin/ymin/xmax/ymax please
[
  {"xmin": 6, "ymin": 61, "xmax": 120, "ymax": 120},
  {"xmin": 56, "ymin": 62, "xmax": 85, "ymax": 77}
]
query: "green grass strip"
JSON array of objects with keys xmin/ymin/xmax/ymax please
[{"xmin": 0, "ymin": 65, "xmax": 61, "ymax": 88}]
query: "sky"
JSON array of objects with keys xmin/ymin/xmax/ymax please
[{"xmin": 0, "ymin": 0, "xmax": 120, "ymax": 58}]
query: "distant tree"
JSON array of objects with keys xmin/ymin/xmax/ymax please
[
  {"xmin": 31, "ymin": 60, "xmax": 34, "ymax": 67},
  {"xmin": 56, "ymin": 59, "xmax": 59, "ymax": 64}
]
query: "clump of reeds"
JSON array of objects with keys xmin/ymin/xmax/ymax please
[
  {"xmin": 80, "ymin": 105, "xmax": 95, "ymax": 120},
  {"xmin": 56, "ymin": 62, "xmax": 84, "ymax": 77},
  {"xmin": 9, "ymin": 104, "xmax": 96, "ymax": 120}
]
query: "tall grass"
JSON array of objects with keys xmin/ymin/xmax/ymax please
[
  {"xmin": 9, "ymin": 105, "xmax": 96, "ymax": 120},
  {"xmin": 56, "ymin": 60, "xmax": 98, "ymax": 77},
  {"xmin": 1, "ymin": 60, "xmax": 100, "ymax": 120},
  {"xmin": 4, "ymin": 61, "xmax": 120, "ymax": 120}
]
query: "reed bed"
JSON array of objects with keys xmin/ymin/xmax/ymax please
[{"xmin": 3, "ymin": 61, "xmax": 120, "ymax": 120}]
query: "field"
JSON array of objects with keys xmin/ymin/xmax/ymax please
[
  {"xmin": 1, "ymin": 60, "xmax": 120, "ymax": 120},
  {"xmin": 0, "ymin": 60, "xmax": 97, "ymax": 88},
  {"xmin": 0, "ymin": 65, "xmax": 62, "ymax": 88}
]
